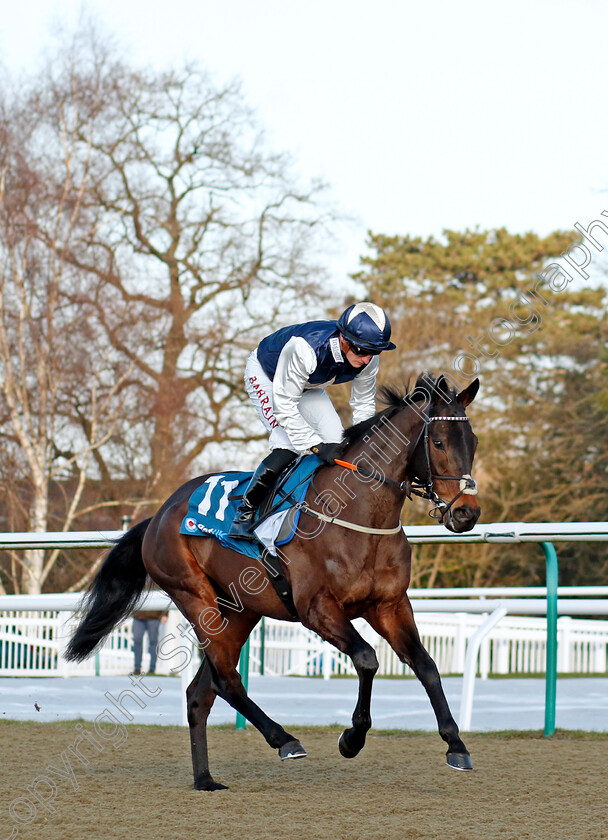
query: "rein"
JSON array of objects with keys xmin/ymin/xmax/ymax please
[
  {"xmin": 294, "ymin": 502, "xmax": 404, "ymax": 535},
  {"xmin": 300, "ymin": 404, "xmax": 478, "ymax": 533}
]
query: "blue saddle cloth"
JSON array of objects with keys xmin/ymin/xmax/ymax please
[{"xmin": 180, "ymin": 454, "xmax": 322, "ymax": 560}]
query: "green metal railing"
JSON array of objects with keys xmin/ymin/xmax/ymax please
[
  {"xmin": 543, "ymin": 542, "xmax": 558, "ymax": 736},
  {"xmin": 236, "ymin": 636, "xmax": 250, "ymax": 730}
]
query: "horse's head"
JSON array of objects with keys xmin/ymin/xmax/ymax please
[{"xmin": 406, "ymin": 374, "xmax": 480, "ymax": 533}]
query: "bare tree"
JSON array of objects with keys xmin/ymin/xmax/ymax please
[
  {"xmin": 53, "ymin": 54, "xmax": 332, "ymax": 496},
  {"xmin": 0, "ymin": 60, "xmax": 132, "ymax": 593},
  {"xmin": 0, "ymin": 27, "xmax": 335, "ymax": 591}
]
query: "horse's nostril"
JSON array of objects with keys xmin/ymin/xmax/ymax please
[{"xmin": 453, "ymin": 505, "xmax": 475, "ymax": 523}]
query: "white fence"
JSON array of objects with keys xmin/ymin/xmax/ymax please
[
  {"xmin": 2, "ymin": 605, "xmax": 607, "ymax": 679},
  {"xmin": 186, "ymin": 613, "xmax": 608, "ymax": 678},
  {"xmin": 1, "ymin": 522, "xmax": 607, "ymax": 730},
  {"xmin": 0, "ymin": 610, "xmax": 134, "ymax": 677}
]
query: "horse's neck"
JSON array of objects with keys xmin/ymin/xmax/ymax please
[
  {"xmin": 344, "ymin": 405, "xmax": 425, "ymax": 485},
  {"xmin": 320, "ymin": 407, "xmax": 423, "ymax": 528}
]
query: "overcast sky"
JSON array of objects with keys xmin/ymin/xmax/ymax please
[{"xmin": 2, "ymin": 0, "xmax": 607, "ymax": 286}]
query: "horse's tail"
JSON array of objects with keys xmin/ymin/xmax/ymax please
[{"xmin": 65, "ymin": 518, "xmax": 152, "ymax": 662}]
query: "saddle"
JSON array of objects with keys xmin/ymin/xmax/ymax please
[
  {"xmin": 180, "ymin": 456, "xmax": 321, "ymax": 556},
  {"xmin": 180, "ymin": 457, "xmax": 323, "ymax": 619}
]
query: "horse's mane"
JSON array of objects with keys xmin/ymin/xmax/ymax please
[{"xmin": 342, "ymin": 371, "xmax": 458, "ymax": 446}]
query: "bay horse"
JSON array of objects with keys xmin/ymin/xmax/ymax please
[{"xmin": 67, "ymin": 373, "xmax": 480, "ymax": 790}]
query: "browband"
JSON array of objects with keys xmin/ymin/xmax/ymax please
[{"xmin": 428, "ymin": 416, "xmax": 470, "ymax": 422}]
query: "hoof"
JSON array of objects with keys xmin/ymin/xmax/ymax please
[
  {"xmin": 194, "ymin": 774, "xmax": 229, "ymax": 791},
  {"xmin": 279, "ymin": 739, "xmax": 307, "ymax": 761},
  {"xmin": 446, "ymin": 752, "xmax": 473, "ymax": 771},
  {"xmin": 338, "ymin": 731, "xmax": 360, "ymax": 759}
]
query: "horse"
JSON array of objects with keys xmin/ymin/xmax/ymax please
[{"xmin": 66, "ymin": 373, "xmax": 480, "ymax": 790}]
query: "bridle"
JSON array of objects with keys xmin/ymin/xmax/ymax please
[
  {"xmin": 270, "ymin": 397, "xmax": 478, "ymax": 536},
  {"xmin": 411, "ymin": 412, "xmax": 478, "ymax": 521},
  {"xmin": 333, "ymin": 400, "xmax": 478, "ymax": 524}
]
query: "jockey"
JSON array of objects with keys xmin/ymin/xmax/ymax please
[{"xmin": 229, "ymin": 302, "xmax": 396, "ymax": 540}]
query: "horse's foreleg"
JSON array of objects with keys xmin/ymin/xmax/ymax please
[
  {"xmin": 367, "ymin": 598, "xmax": 472, "ymax": 771},
  {"xmin": 304, "ymin": 592, "xmax": 378, "ymax": 759},
  {"xmin": 187, "ymin": 655, "xmax": 227, "ymax": 791},
  {"xmin": 205, "ymin": 645, "xmax": 307, "ymax": 761}
]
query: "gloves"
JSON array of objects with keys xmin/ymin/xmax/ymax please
[{"xmin": 310, "ymin": 442, "xmax": 344, "ymax": 464}]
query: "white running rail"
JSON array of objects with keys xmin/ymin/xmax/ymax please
[{"xmin": 1, "ymin": 523, "xmax": 607, "ymax": 729}]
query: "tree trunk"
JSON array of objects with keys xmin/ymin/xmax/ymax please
[{"xmin": 22, "ymin": 485, "xmax": 49, "ymax": 594}]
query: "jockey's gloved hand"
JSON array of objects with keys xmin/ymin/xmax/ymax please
[{"xmin": 310, "ymin": 442, "xmax": 344, "ymax": 464}]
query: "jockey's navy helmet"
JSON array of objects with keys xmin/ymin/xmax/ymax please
[{"xmin": 337, "ymin": 303, "xmax": 396, "ymax": 352}]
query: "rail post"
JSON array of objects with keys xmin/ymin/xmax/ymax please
[
  {"xmin": 459, "ymin": 605, "xmax": 507, "ymax": 731},
  {"xmin": 259, "ymin": 617, "xmax": 265, "ymax": 676},
  {"xmin": 542, "ymin": 541, "xmax": 558, "ymax": 736},
  {"xmin": 236, "ymin": 636, "xmax": 250, "ymax": 730}
]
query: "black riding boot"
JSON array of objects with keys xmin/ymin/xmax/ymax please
[{"xmin": 228, "ymin": 449, "xmax": 298, "ymax": 541}]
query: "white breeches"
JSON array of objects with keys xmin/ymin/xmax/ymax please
[{"xmin": 244, "ymin": 351, "xmax": 344, "ymax": 453}]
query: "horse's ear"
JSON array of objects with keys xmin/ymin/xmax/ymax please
[
  {"xmin": 457, "ymin": 378, "xmax": 479, "ymax": 408},
  {"xmin": 435, "ymin": 375, "xmax": 449, "ymax": 403}
]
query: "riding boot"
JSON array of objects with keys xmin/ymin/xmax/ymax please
[{"xmin": 228, "ymin": 448, "xmax": 298, "ymax": 541}]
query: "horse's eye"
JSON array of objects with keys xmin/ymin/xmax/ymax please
[{"xmin": 432, "ymin": 439, "xmax": 444, "ymax": 449}]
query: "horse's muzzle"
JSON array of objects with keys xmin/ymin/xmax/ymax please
[{"xmin": 445, "ymin": 504, "xmax": 481, "ymax": 533}]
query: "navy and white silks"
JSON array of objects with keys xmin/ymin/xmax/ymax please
[{"xmin": 245, "ymin": 320, "xmax": 379, "ymax": 454}]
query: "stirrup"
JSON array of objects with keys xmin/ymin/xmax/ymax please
[{"xmin": 228, "ymin": 510, "xmax": 257, "ymax": 541}]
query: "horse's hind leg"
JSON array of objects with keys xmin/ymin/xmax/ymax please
[
  {"xmin": 187, "ymin": 655, "xmax": 226, "ymax": 791},
  {"xmin": 303, "ymin": 592, "xmax": 378, "ymax": 759},
  {"xmin": 173, "ymin": 585, "xmax": 307, "ymax": 766},
  {"xmin": 367, "ymin": 597, "xmax": 472, "ymax": 771}
]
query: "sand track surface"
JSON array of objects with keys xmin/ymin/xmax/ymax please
[{"xmin": 1, "ymin": 722, "xmax": 606, "ymax": 840}]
